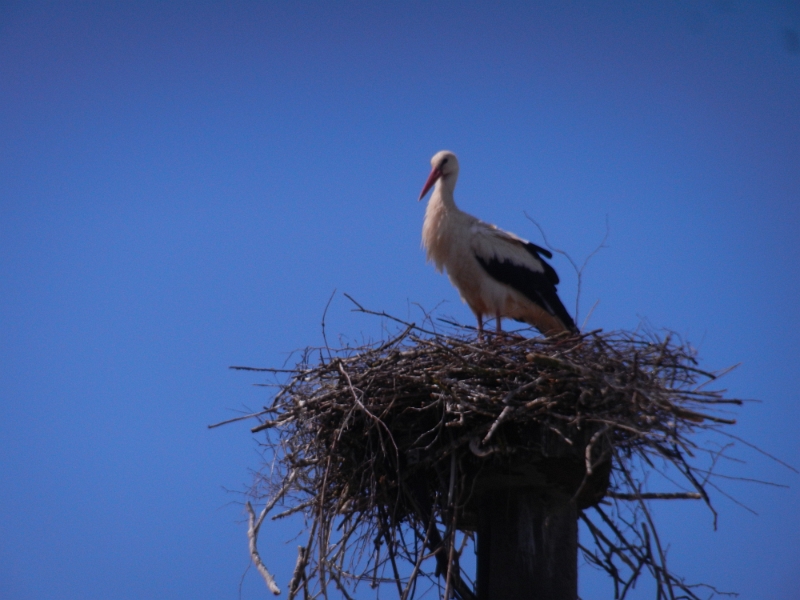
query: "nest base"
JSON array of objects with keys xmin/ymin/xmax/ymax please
[{"xmin": 461, "ymin": 424, "xmax": 611, "ymax": 530}]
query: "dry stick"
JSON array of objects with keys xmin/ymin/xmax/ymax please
[
  {"xmin": 208, "ymin": 408, "xmax": 273, "ymax": 429},
  {"xmin": 320, "ymin": 289, "xmax": 337, "ymax": 364},
  {"xmin": 327, "ymin": 514, "xmax": 364, "ymax": 574},
  {"xmin": 370, "ymin": 534, "xmax": 382, "ymax": 589},
  {"xmin": 619, "ymin": 463, "xmax": 677, "ymax": 600},
  {"xmin": 351, "ymin": 296, "xmax": 519, "ymax": 371},
  {"xmin": 613, "ymin": 513, "xmax": 661, "ymax": 600},
  {"xmin": 315, "ymin": 440, "xmax": 340, "ymax": 600},
  {"xmin": 328, "ymin": 570, "xmax": 355, "ymax": 600},
  {"xmin": 702, "ymin": 479, "xmax": 759, "ymax": 516},
  {"xmin": 715, "ymin": 429, "xmax": 799, "ymax": 474},
  {"xmin": 230, "ymin": 365, "xmax": 304, "ymax": 373},
  {"xmin": 288, "ymin": 545, "xmax": 310, "ymax": 600},
  {"xmin": 443, "ymin": 512, "xmax": 457, "ymax": 600},
  {"xmin": 696, "ymin": 470, "xmax": 790, "ymax": 488},
  {"xmin": 479, "ymin": 378, "xmax": 546, "ymax": 446},
  {"xmin": 582, "ymin": 299, "xmax": 601, "ymax": 332},
  {"xmin": 252, "ymin": 419, "xmax": 280, "ymax": 433},
  {"xmin": 317, "ymin": 520, "xmax": 331, "ymax": 600},
  {"xmin": 399, "ymin": 510, "xmax": 437, "ymax": 600},
  {"xmin": 620, "ymin": 556, "xmax": 647, "ymax": 600},
  {"xmin": 525, "ymin": 212, "xmax": 609, "ymax": 325},
  {"xmin": 582, "ymin": 510, "xmax": 638, "ymax": 572},
  {"xmin": 344, "ymin": 293, "xmax": 437, "ymax": 337},
  {"xmin": 245, "ymin": 470, "xmax": 298, "ymax": 595},
  {"xmin": 336, "ymin": 361, "xmax": 399, "ymax": 455},
  {"xmin": 641, "ymin": 523, "xmax": 667, "ymax": 600},
  {"xmin": 378, "ymin": 509, "xmax": 405, "ymax": 598},
  {"xmin": 599, "ymin": 503, "xmax": 657, "ymax": 575},
  {"xmin": 246, "ymin": 504, "xmax": 281, "ymax": 595},
  {"xmin": 570, "ymin": 424, "xmax": 611, "ymax": 504},
  {"xmin": 372, "ymin": 322, "xmax": 417, "ymax": 355},
  {"xmin": 667, "ymin": 447, "xmax": 718, "ymax": 525},
  {"xmin": 580, "ymin": 518, "xmax": 631, "ymax": 598},
  {"xmin": 443, "ymin": 452, "xmax": 458, "ymax": 600},
  {"xmin": 585, "ymin": 425, "xmax": 610, "ymax": 476},
  {"xmin": 480, "ymin": 405, "xmax": 513, "ymax": 445},
  {"xmin": 607, "ymin": 492, "xmax": 702, "ymax": 500},
  {"xmin": 272, "ymin": 499, "xmax": 315, "ymax": 520}
]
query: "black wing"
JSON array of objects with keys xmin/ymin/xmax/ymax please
[
  {"xmin": 475, "ymin": 254, "xmax": 576, "ymax": 332},
  {"xmin": 523, "ymin": 241, "xmax": 553, "ymax": 260}
]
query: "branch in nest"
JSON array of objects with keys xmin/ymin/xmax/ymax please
[
  {"xmin": 246, "ymin": 502, "xmax": 280, "ymax": 595},
  {"xmin": 607, "ymin": 492, "xmax": 703, "ymax": 500},
  {"xmin": 245, "ymin": 471, "xmax": 297, "ymax": 595}
]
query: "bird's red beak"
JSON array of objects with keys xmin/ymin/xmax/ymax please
[{"xmin": 418, "ymin": 165, "xmax": 442, "ymax": 201}]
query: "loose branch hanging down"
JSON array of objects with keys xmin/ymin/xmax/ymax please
[{"xmin": 245, "ymin": 471, "xmax": 298, "ymax": 595}]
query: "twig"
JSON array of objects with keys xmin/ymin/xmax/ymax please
[
  {"xmin": 208, "ymin": 409, "xmax": 273, "ymax": 429},
  {"xmin": 607, "ymin": 492, "xmax": 703, "ymax": 500},
  {"xmin": 525, "ymin": 212, "xmax": 609, "ymax": 325},
  {"xmin": 245, "ymin": 471, "xmax": 298, "ymax": 595},
  {"xmin": 288, "ymin": 546, "xmax": 309, "ymax": 600},
  {"xmin": 246, "ymin": 502, "xmax": 282, "ymax": 595},
  {"xmin": 321, "ymin": 289, "xmax": 337, "ymax": 363}
]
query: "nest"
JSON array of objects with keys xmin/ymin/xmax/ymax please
[{"xmin": 220, "ymin": 307, "xmax": 743, "ymax": 600}]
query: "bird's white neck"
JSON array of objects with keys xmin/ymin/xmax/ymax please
[
  {"xmin": 431, "ymin": 175, "xmax": 458, "ymax": 211},
  {"xmin": 422, "ymin": 175, "xmax": 462, "ymax": 270}
]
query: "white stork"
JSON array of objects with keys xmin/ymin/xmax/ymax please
[{"xmin": 418, "ymin": 150, "xmax": 577, "ymax": 337}]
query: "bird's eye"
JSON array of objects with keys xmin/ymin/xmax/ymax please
[{"xmin": 441, "ymin": 158, "xmax": 449, "ymax": 166}]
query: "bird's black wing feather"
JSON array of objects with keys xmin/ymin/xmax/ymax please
[
  {"xmin": 475, "ymin": 255, "xmax": 576, "ymax": 332},
  {"xmin": 521, "ymin": 242, "xmax": 559, "ymax": 284},
  {"xmin": 523, "ymin": 241, "xmax": 553, "ymax": 260}
]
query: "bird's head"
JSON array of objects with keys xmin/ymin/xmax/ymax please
[{"xmin": 418, "ymin": 150, "xmax": 460, "ymax": 201}]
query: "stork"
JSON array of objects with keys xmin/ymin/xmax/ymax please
[{"xmin": 418, "ymin": 150, "xmax": 577, "ymax": 337}]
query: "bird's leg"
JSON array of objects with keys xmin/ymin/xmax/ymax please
[
  {"xmin": 476, "ymin": 314, "xmax": 484, "ymax": 340},
  {"xmin": 495, "ymin": 314, "xmax": 503, "ymax": 334}
]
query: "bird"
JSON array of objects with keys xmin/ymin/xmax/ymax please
[{"xmin": 418, "ymin": 150, "xmax": 577, "ymax": 337}]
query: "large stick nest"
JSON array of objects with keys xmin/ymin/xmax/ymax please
[{"xmin": 224, "ymin": 307, "xmax": 743, "ymax": 600}]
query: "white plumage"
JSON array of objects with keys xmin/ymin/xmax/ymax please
[{"xmin": 418, "ymin": 150, "xmax": 576, "ymax": 336}]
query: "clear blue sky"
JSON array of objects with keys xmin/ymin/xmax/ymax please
[{"xmin": 1, "ymin": 1, "xmax": 798, "ymax": 598}]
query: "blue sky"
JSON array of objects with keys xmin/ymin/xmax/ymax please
[{"xmin": 1, "ymin": 1, "xmax": 798, "ymax": 598}]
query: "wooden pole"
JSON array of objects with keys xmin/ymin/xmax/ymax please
[
  {"xmin": 477, "ymin": 488, "xmax": 578, "ymax": 600},
  {"xmin": 466, "ymin": 425, "xmax": 608, "ymax": 599}
]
